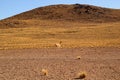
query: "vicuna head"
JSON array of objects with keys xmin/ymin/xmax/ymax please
[{"xmin": 55, "ymin": 41, "xmax": 62, "ymax": 48}]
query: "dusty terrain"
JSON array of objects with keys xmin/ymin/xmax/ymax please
[
  {"xmin": 0, "ymin": 4, "xmax": 120, "ymax": 80},
  {"xmin": 0, "ymin": 48, "xmax": 120, "ymax": 80}
]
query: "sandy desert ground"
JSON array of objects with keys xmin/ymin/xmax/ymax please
[{"xmin": 0, "ymin": 48, "xmax": 120, "ymax": 80}]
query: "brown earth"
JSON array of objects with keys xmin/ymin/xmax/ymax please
[{"xmin": 0, "ymin": 48, "xmax": 120, "ymax": 80}]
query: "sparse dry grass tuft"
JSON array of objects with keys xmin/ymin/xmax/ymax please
[
  {"xmin": 41, "ymin": 69, "xmax": 48, "ymax": 76},
  {"xmin": 76, "ymin": 72, "xmax": 87, "ymax": 79},
  {"xmin": 76, "ymin": 56, "xmax": 81, "ymax": 60}
]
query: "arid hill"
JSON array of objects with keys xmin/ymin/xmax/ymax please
[
  {"xmin": 0, "ymin": 4, "xmax": 120, "ymax": 49},
  {"xmin": 1, "ymin": 4, "xmax": 120, "ymax": 22}
]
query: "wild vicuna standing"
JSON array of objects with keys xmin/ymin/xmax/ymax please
[{"xmin": 55, "ymin": 41, "xmax": 62, "ymax": 48}]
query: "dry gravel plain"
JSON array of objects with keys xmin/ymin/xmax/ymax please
[{"xmin": 0, "ymin": 48, "xmax": 120, "ymax": 80}]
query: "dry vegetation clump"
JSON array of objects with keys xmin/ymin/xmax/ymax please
[
  {"xmin": 41, "ymin": 69, "xmax": 48, "ymax": 76},
  {"xmin": 75, "ymin": 72, "xmax": 87, "ymax": 79},
  {"xmin": 76, "ymin": 56, "xmax": 81, "ymax": 60}
]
